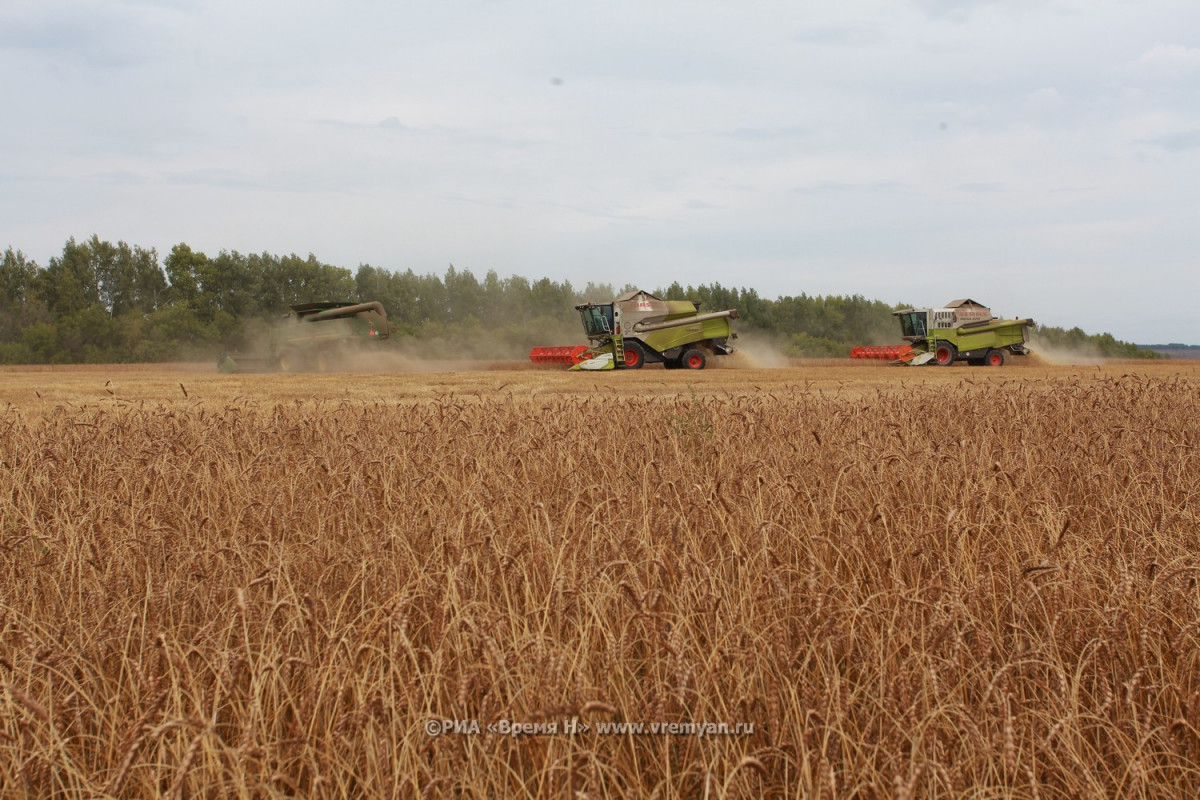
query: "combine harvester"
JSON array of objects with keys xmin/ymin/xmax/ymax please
[
  {"xmin": 219, "ymin": 301, "xmax": 390, "ymax": 373},
  {"xmin": 530, "ymin": 289, "xmax": 738, "ymax": 370},
  {"xmin": 852, "ymin": 298, "xmax": 1034, "ymax": 366}
]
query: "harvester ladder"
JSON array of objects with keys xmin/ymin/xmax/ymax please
[{"xmin": 611, "ymin": 305, "xmax": 626, "ymax": 367}]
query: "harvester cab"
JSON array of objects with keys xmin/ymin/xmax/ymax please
[
  {"xmin": 529, "ymin": 289, "xmax": 738, "ymax": 370},
  {"xmin": 895, "ymin": 310, "xmax": 928, "ymax": 339},
  {"xmin": 578, "ymin": 303, "xmax": 616, "ymax": 337},
  {"xmin": 573, "ymin": 301, "xmax": 626, "ymax": 370}
]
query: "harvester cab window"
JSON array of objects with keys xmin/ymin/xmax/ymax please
[
  {"xmin": 898, "ymin": 312, "xmax": 927, "ymax": 338},
  {"xmin": 579, "ymin": 305, "xmax": 615, "ymax": 337}
]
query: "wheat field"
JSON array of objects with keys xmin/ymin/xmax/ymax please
[{"xmin": 2, "ymin": 360, "xmax": 1198, "ymax": 798}]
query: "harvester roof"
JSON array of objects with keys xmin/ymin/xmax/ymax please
[
  {"xmin": 615, "ymin": 289, "xmax": 661, "ymax": 302},
  {"xmin": 892, "ymin": 300, "xmax": 992, "ymax": 316}
]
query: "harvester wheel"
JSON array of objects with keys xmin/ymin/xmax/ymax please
[
  {"xmin": 933, "ymin": 341, "xmax": 957, "ymax": 366},
  {"xmin": 681, "ymin": 348, "xmax": 707, "ymax": 370},
  {"xmin": 623, "ymin": 341, "xmax": 646, "ymax": 369},
  {"xmin": 277, "ymin": 350, "xmax": 304, "ymax": 373},
  {"xmin": 985, "ymin": 349, "xmax": 1006, "ymax": 367}
]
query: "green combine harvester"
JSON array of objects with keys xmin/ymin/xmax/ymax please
[
  {"xmin": 219, "ymin": 301, "xmax": 390, "ymax": 373},
  {"xmin": 892, "ymin": 299, "xmax": 1034, "ymax": 366},
  {"xmin": 529, "ymin": 289, "xmax": 738, "ymax": 370}
]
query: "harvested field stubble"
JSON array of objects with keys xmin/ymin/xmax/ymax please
[{"xmin": 2, "ymin": 370, "xmax": 1199, "ymax": 797}]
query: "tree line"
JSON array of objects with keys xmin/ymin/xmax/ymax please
[{"xmin": 0, "ymin": 236, "xmax": 1155, "ymax": 363}]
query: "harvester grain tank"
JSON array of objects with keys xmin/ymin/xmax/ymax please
[
  {"xmin": 529, "ymin": 289, "xmax": 738, "ymax": 370},
  {"xmin": 888, "ymin": 299, "xmax": 1034, "ymax": 366},
  {"xmin": 219, "ymin": 301, "xmax": 390, "ymax": 373}
]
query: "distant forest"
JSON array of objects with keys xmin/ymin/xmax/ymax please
[{"xmin": 0, "ymin": 236, "xmax": 1157, "ymax": 364}]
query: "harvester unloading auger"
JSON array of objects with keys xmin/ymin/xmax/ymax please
[
  {"xmin": 850, "ymin": 298, "xmax": 1034, "ymax": 366},
  {"xmin": 530, "ymin": 289, "xmax": 738, "ymax": 370},
  {"xmin": 219, "ymin": 301, "xmax": 390, "ymax": 373}
]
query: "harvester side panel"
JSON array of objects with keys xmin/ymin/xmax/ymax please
[
  {"xmin": 636, "ymin": 316, "xmax": 734, "ymax": 356},
  {"xmin": 932, "ymin": 319, "xmax": 1033, "ymax": 354}
]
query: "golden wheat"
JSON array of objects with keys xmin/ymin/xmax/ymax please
[{"xmin": 0, "ymin": 363, "xmax": 1197, "ymax": 797}]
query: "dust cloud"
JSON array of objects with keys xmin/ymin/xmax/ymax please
[
  {"xmin": 723, "ymin": 335, "xmax": 794, "ymax": 369},
  {"xmin": 228, "ymin": 334, "xmax": 799, "ymax": 374},
  {"xmin": 302, "ymin": 344, "xmax": 529, "ymax": 374},
  {"xmin": 1026, "ymin": 333, "xmax": 1105, "ymax": 366}
]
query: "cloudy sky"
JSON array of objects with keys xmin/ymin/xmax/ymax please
[{"xmin": 2, "ymin": 0, "xmax": 1197, "ymax": 343}]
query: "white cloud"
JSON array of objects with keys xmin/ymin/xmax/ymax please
[
  {"xmin": 1, "ymin": 0, "xmax": 1199, "ymax": 342},
  {"xmin": 1028, "ymin": 87, "xmax": 1062, "ymax": 104},
  {"xmin": 1145, "ymin": 129, "xmax": 1200, "ymax": 151},
  {"xmin": 1135, "ymin": 42, "xmax": 1200, "ymax": 72}
]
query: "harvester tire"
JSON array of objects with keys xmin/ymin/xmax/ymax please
[
  {"xmin": 933, "ymin": 341, "xmax": 957, "ymax": 366},
  {"xmin": 681, "ymin": 348, "xmax": 707, "ymax": 370},
  {"xmin": 313, "ymin": 346, "xmax": 346, "ymax": 373},
  {"xmin": 623, "ymin": 341, "xmax": 646, "ymax": 369},
  {"xmin": 985, "ymin": 349, "xmax": 1006, "ymax": 367},
  {"xmin": 277, "ymin": 350, "xmax": 305, "ymax": 373}
]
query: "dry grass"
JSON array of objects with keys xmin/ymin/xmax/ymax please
[{"xmin": 2, "ymin": 362, "xmax": 1198, "ymax": 797}]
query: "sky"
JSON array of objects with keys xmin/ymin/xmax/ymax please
[{"xmin": 2, "ymin": 0, "xmax": 1198, "ymax": 344}]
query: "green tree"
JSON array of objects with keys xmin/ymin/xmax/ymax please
[
  {"xmin": 164, "ymin": 243, "xmax": 207, "ymax": 308},
  {"xmin": 502, "ymin": 275, "xmax": 532, "ymax": 319},
  {"xmin": 480, "ymin": 269, "xmax": 506, "ymax": 327},
  {"xmin": 0, "ymin": 247, "xmax": 49, "ymax": 356},
  {"xmin": 196, "ymin": 250, "xmax": 255, "ymax": 319},
  {"xmin": 0, "ymin": 247, "xmax": 38, "ymax": 308},
  {"xmin": 577, "ymin": 281, "xmax": 617, "ymax": 304},
  {"xmin": 130, "ymin": 244, "xmax": 167, "ymax": 313},
  {"xmin": 86, "ymin": 236, "xmax": 165, "ymax": 316},
  {"xmin": 444, "ymin": 265, "xmax": 484, "ymax": 325},
  {"xmin": 36, "ymin": 237, "xmax": 102, "ymax": 317},
  {"xmin": 256, "ymin": 253, "xmax": 355, "ymax": 311},
  {"xmin": 415, "ymin": 272, "xmax": 449, "ymax": 325},
  {"xmin": 0, "ymin": 236, "xmax": 1162, "ymax": 363}
]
